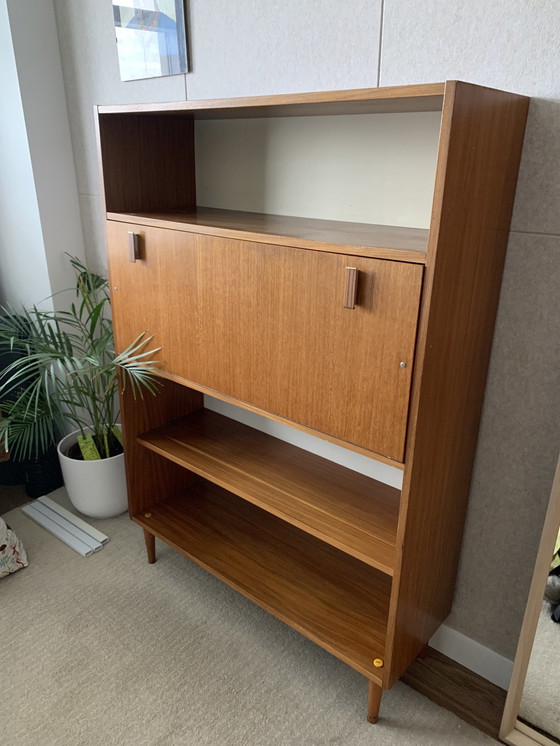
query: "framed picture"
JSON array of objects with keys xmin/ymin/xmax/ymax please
[{"xmin": 112, "ymin": 0, "xmax": 188, "ymax": 81}]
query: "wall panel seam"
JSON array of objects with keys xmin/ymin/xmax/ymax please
[
  {"xmin": 376, "ymin": 0, "xmax": 385, "ymax": 87},
  {"xmin": 509, "ymin": 229, "xmax": 560, "ymax": 239}
]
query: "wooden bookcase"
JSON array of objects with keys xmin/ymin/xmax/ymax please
[{"xmin": 96, "ymin": 81, "xmax": 529, "ymax": 722}]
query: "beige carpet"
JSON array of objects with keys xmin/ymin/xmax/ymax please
[
  {"xmin": 2, "ymin": 489, "xmax": 496, "ymax": 746},
  {"xmin": 519, "ymin": 600, "xmax": 560, "ymax": 739}
]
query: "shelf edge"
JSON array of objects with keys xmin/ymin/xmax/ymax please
[
  {"xmin": 98, "ymin": 83, "xmax": 445, "ymax": 115},
  {"xmin": 138, "ymin": 432, "xmax": 397, "ymax": 576},
  {"xmin": 107, "ymin": 212, "xmax": 428, "ymax": 264}
]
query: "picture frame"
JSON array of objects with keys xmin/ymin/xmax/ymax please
[{"xmin": 112, "ymin": 0, "xmax": 188, "ymax": 82}]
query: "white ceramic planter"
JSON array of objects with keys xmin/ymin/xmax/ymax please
[{"xmin": 57, "ymin": 429, "xmax": 128, "ymax": 519}]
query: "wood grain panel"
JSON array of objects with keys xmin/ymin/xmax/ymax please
[
  {"xmin": 107, "ymin": 221, "xmax": 423, "ymax": 461},
  {"xmin": 106, "ymin": 208, "xmax": 428, "ymax": 262},
  {"xmin": 106, "ymin": 220, "xmax": 404, "ymax": 469},
  {"xmin": 97, "ymin": 113, "xmax": 196, "ymax": 213},
  {"xmin": 135, "ymin": 482, "xmax": 391, "ymax": 681},
  {"xmin": 384, "ymin": 81, "xmax": 529, "ymax": 686},
  {"xmin": 137, "ymin": 408, "xmax": 400, "ymax": 574},
  {"xmin": 98, "ymin": 83, "xmax": 445, "ymax": 118}
]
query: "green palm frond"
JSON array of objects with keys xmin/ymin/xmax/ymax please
[{"xmin": 0, "ymin": 255, "xmax": 160, "ymax": 460}]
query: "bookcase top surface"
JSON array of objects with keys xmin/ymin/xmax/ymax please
[{"xmin": 97, "ymin": 82, "xmax": 446, "ymax": 118}]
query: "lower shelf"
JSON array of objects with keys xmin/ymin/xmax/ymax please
[
  {"xmin": 134, "ymin": 481, "xmax": 391, "ymax": 683},
  {"xmin": 138, "ymin": 408, "xmax": 399, "ymax": 574}
]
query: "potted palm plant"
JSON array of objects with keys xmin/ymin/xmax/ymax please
[
  {"xmin": 0, "ymin": 316, "xmax": 64, "ymax": 498},
  {"xmin": 0, "ymin": 256, "xmax": 160, "ymax": 518}
]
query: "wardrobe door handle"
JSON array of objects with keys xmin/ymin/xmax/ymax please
[
  {"xmin": 343, "ymin": 267, "xmax": 359, "ymax": 309},
  {"xmin": 128, "ymin": 231, "xmax": 140, "ymax": 262}
]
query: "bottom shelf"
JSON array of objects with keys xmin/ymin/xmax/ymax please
[{"xmin": 134, "ymin": 481, "xmax": 391, "ymax": 683}]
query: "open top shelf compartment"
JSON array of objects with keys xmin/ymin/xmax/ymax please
[
  {"xmin": 137, "ymin": 408, "xmax": 400, "ymax": 575},
  {"xmin": 97, "ymin": 83, "xmax": 444, "ymax": 260},
  {"xmin": 133, "ymin": 481, "xmax": 391, "ymax": 683}
]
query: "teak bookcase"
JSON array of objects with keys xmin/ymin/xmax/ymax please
[{"xmin": 96, "ymin": 82, "xmax": 529, "ymax": 722}]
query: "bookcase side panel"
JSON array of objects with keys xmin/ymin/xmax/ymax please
[{"xmin": 384, "ymin": 82, "xmax": 529, "ymax": 687}]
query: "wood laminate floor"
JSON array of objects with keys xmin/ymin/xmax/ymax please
[{"xmin": 403, "ymin": 647, "xmax": 506, "ymax": 739}]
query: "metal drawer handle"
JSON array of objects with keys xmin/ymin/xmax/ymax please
[
  {"xmin": 128, "ymin": 231, "xmax": 140, "ymax": 262},
  {"xmin": 343, "ymin": 267, "xmax": 359, "ymax": 309}
]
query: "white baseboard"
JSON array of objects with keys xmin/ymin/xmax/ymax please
[{"xmin": 429, "ymin": 623, "xmax": 513, "ymax": 690}]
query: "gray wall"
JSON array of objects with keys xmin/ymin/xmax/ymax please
[
  {"xmin": 52, "ymin": 0, "xmax": 560, "ymax": 660},
  {"xmin": 0, "ymin": 0, "xmax": 84, "ymax": 309},
  {"xmin": 0, "ymin": 0, "xmax": 51, "ymax": 307}
]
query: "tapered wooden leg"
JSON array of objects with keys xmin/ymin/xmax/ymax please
[
  {"xmin": 367, "ymin": 680, "xmax": 382, "ymax": 724},
  {"xmin": 143, "ymin": 529, "xmax": 156, "ymax": 564}
]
